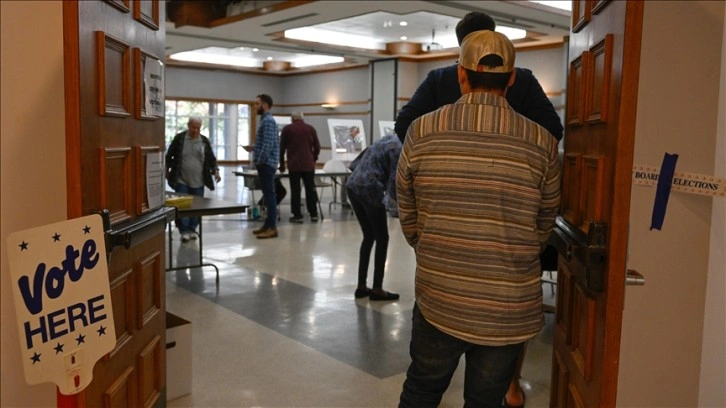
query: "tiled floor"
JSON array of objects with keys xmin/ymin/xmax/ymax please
[{"xmin": 166, "ymin": 168, "xmax": 555, "ymax": 407}]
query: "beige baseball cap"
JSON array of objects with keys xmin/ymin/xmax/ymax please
[{"xmin": 458, "ymin": 30, "xmax": 515, "ymax": 73}]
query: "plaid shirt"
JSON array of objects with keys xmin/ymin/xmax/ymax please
[{"xmin": 254, "ymin": 112, "xmax": 279, "ymax": 168}]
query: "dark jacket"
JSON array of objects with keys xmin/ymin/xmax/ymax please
[
  {"xmin": 394, "ymin": 65, "xmax": 564, "ymax": 142},
  {"xmin": 279, "ymin": 120, "xmax": 321, "ymax": 172},
  {"xmin": 165, "ymin": 131, "xmax": 218, "ymax": 191}
]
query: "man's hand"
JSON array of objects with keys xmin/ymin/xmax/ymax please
[{"xmin": 214, "ymin": 170, "xmax": 221, "ymax": 183}]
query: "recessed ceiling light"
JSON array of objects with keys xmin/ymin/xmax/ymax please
[
  {"xmin": 400, "ymin": 36, "xmax": 408, "ymax": 41},
  {"xmin": 399, "ymin": 21, "xmax": 408, "ymax": 26},
  {"xmin": 252, "ymin": 48, "xmax": 259, "ymax": 52},
  {"xmin": 266, "ymin": 56, "xmax": 273, "ymax": 61},
  {"xmin": 239, "ymin": 47, "xmax": 244, "ymax": 50}
]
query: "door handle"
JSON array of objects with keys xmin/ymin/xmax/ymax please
[{"xmin": 626, "ymin": 269, "xmax": 645, "ymax": 286}]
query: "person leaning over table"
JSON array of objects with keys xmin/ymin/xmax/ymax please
[
  {"xmin": 165, "ymin": 116, "xmax": 221, "ymax": 243},
  {"xmin": 279, "ymin": 111, "xmax": 321, "ymax": 224},
  {"xmin": 396, "ymin": 30, "xmax": 561, "ymax": 408},
  {"xmin": 393, "ymin": 11, "xmax": 563, "ymax": 408},
  {"xmin": 346, "ymin": 133, "xmax": 402, "ymax": 302}
]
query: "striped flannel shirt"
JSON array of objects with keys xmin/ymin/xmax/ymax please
[
  {"xmin": 254, "ymin": 112, "xmax": 279, "ymax": 168},
  {"xmin": 396, "ymin": 92, "xmax": 561, "ymax": 346}
]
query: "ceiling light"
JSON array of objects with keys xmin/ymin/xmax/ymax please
[
  {"xmin": 293, "ymin": 55, "xmax": 345, "ymax": 68},
  {"xmin": 399, "ymin": 21, "xmax": 408, "ymax": 26},
  {"xmin": 239, "ymin": 47, "xmax": 244, "ymax": 50},
  {"xmin": 170, "ymin": 50, "xmax": 259, "ymax": 67},
  {"xmin": 252, "ymin": 48, "xmax": 259, "ymax": 52},
  {"xmin": 529, "ymin": 0, "xmax": 572, "ymax": 12},
  {"xmin": 496, "ymin": 26, "xmax": 527, "ymax": 40},
  {"xmin": 266, "ymin": 56, "xmax": 273, "ymax": 61},
  {"xmin": 400, "ymin": 36, "xmax": 408, "ymax": 41},
  {"xmin": 284, "ymin": 27, "xmax": 385, "ymax": 50}
]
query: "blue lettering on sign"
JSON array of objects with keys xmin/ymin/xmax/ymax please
[
  {"xmin": 17, "ymin": 239, "xmax": 99, "ymax": 315},
  {"xmin": 23, "ymin": 295, "xmax": 106, "ymax": 349}
]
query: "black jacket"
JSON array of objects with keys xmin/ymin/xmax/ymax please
[
  {"xmin": 165, "ymin": 131, "xmax": 218, "ymax": 191},
  {"xmin": 394, "ymin": 65, "xmax": 564, "ymax": 142}
]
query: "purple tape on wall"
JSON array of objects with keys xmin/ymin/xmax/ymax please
[{"xmin": 650, "ymin": 153, "xmax": 679, "ymax": 230}]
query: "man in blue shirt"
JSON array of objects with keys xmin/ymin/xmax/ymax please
[{"xmin": 252, "ymin": 94, "xmax": 280, "ymax": 239}]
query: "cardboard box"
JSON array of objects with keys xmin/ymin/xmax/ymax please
[{"xmin": 166, "ymin": 312, "xmax": 192, "ymax": 401}]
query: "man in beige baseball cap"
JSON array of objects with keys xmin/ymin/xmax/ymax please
[
  {"xmin": 397, "ymin": 28, "xmax": 561, "ymax": 408},
  {"xmin": 457, "ymin": 30, "xmax": 516, "ymax": 94}
]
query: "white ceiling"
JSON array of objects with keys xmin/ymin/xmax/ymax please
[{"xmin": 165, "ymin": 0, "xmax": 571, "ymax": 73}]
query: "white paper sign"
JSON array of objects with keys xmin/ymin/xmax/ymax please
[
  {"xmin": 378, "ymin": 120, "xmax": 395, "ymax": 139},
  {"xmin": 327, "ymin": 118, "xmax": 367, "ymax": 162},
  {"xmin": 6, "ymin": 215, "xmax": 116, "ymax": 395},
  {"xmin": 146, "ymin": 152, "xmax": 164, "ymax": 209},
  {"xmin": 144, "ymin": 57, "xmax": 164, "ymax": 117}
]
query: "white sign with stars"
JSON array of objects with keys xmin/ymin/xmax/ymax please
[{"xmin": 6, "ymin": 214, "xmax": 116, "ymax": 395}]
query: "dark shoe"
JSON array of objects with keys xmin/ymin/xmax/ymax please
[
  {"xmin": 256, "ymin": 228, "xmax": 278, "ymax": 239},
  {"xmin": 369, "ymin": 290, "xmax": 399, "ymax": 301},
  {"xmin": 289, "ymin": 216, "xmax": 304, "ymax": 223},
  {"xmin": 252, "ymin": 227, "xmax": 268, "ymax": 235},
  {"xmin": 310, "ymin": 215, "xmax": 319, "ymax": 222},
  {"xmin": 354, "ymin": 288, "xmax": 372, "ymax": 299}
]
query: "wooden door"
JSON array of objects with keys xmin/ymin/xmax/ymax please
[
  {"xmin": 63, "ymin": 1, "xmax": 168, "ymax": 406},
  {"xmin": 550, "ymin": 1, "xmax": 643, "ymax": 407}
]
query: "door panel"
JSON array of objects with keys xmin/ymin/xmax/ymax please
[
  {"xmin": 550, "ymin": 1, "xmax": 643, "ymax": 407},
  {"xmin": 63, "ymin": 1, "xmax": 167, "ymax": 405}
]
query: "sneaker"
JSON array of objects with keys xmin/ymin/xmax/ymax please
[
  {"xmin": 310, "ymin": 215, "xmax": 319, "ymax": 222},
  {"xmin": 289, "ymin": 216, "xmax": 304, "ymax": 224},
  {"xmin": 252, "ymin": 227, "xmax": 268, "ymax": 235},
  {"xmin": 369, "ymin": 290, "xmax": 399, "ymax": 301},
  {"xmin": 181, "ymin": 232, "xmax": 191, "ymax": 243},
  {"xmin": 256, "ymin": 228, "xmax": 278, "ymax": 239}
]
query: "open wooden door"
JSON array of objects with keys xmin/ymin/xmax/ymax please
[
  {"xmin": 63, "ymin": 1, "xmax": 170, "ymax": 406},
  {"xmin": 549, "ymin": 1, "xmax": 644, "ymax": 407}
]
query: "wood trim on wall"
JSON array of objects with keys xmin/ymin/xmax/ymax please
[
  {"xmin": 276, "ymin": 100, "xmax": 369, "ymax": 108},
  {"xmin": 305, "ymin": 111, "xmax": 370, "ymax": 116}
]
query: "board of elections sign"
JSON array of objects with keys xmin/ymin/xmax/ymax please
[{"xmin": 6, "ymin": 215, "xmax": 116, "ymax": 395}]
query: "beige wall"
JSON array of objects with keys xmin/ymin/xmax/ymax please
[
  {"xmin": 1, "ymin": 1, "xmax": 67, "ymax": 406},
  {"xmin": 699, "ymin": 2, "xmax": 726, "ymax": 405},
  {"xmin": 617, "ymin": 1, "xmax": 725, "ymax": 407}
]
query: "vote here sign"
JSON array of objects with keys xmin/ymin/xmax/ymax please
[{"xmin": 6, "ymin": 214, "xmax": 116, "ymax": 395}]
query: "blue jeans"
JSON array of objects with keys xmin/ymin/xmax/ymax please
[
  {"xmin": 399, "ymin": 303, "xmax": 524, "ymax": 408},
  {"xmin": 174, "ymin": 183, "xmax": 204, "ymax": 234},
  {"xmin": 256, "ymin": 164, "xmax": 277, "ymax": 229}
]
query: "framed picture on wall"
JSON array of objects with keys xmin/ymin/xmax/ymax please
[
  {"xmin": 327, "ymin": 119, "xmax": 366, "ymax": 162},
  {"xmin": 378, "ymin": 120, "xmax": 395, "ymax": 139}
]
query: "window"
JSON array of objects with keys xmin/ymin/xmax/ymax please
[{"xmin": 165, "ymin": 99, "xmax": 252, "ymax": 161}]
